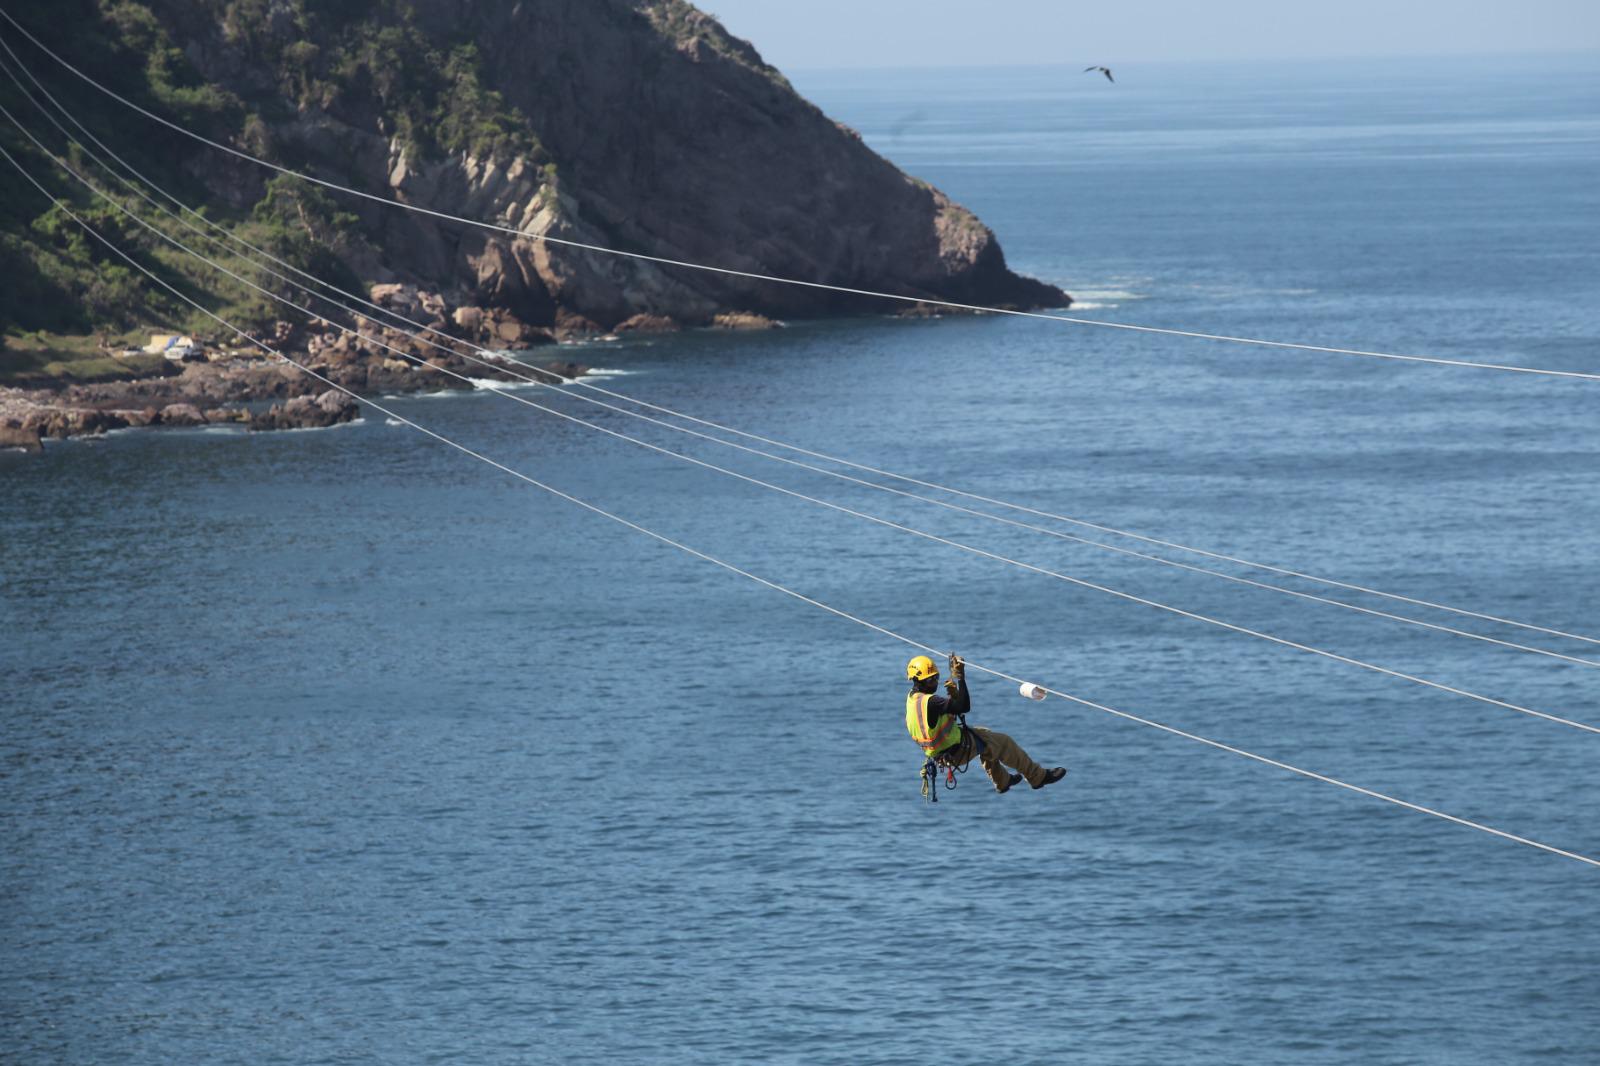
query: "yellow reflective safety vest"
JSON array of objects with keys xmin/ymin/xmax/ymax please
[{"xmin": 906, "ymin": 691, "xmax": 962, "ymax": 758}]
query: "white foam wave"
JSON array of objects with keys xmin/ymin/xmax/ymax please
[
  {"xmin": 1179, "ymin": 283, "xmax": 1318, "ymax": 298},
  {"xmin": 471, "ymin": 367, "xmax": 633, "ymax": 388},
  {"xmin": 1068, "ymin": 289, "xmax": 1147, "ymax": 303},
  {"xmin": 468, "ymin": 376, "xmax": 549, "ymax": 392},
  {"xmin": 89, "ymin": 417, "xmax": 364, "ymax": 441},
  {"xmin": 275, "ymin": 417, "xmax": 366, "ymax": 433},
  {"xmin": 98, "ymin": 423, "xmax": 245, "ymax": 439}
]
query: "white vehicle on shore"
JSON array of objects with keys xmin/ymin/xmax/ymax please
[{"xmin": 143, "ymin": 333, "xmax": 203, "ymax": 362}]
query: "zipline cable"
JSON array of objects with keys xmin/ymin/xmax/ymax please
[
  {"xmin": 7, "ymin": 140, "xmax": 1592, "ymax": 868},
  {"xmin": 2, "ymin": 7, "xmax": 1598, "ymax": 383},
  {"xmin": 4, "ymin": 50, "xmax": 1594, "ymax": 665},
  {"xmin": 17, "ymin": 107, "xmax": 1596, "ymax": 741},
  {"xmin": 3, "ymin": 36, "xmax": 1594, "ymax": 657}
]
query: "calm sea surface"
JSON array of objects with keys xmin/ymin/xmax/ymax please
[{"xmin": 4, "ymin": 55, "xmax": 1599, "ymax": 1064}]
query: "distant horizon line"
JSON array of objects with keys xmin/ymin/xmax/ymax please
[{"xmin": 778, "ymin": 46, "xmax": 1600, "ymax": 77}]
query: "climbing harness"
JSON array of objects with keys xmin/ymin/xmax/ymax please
[
  {"xmin": 920, "ymin": 755, "xmax": 965, "ymax": 803},
  {"xmin": 919, "ymin": 716, "xmax": 981, "ymax": 803}
]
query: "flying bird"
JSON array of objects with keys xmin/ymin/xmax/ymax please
[{"xmin": 1084, "ymin": 66, "xmax": 1114, "ymax": 83}]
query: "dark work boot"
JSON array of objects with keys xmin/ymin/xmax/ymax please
[
  {"xmin": 995, "ymin": 772, "xmax": 1023, "ymax": 794},
  {"xmin": 1031, "ymin": 767, "xmax": 1067, "ymax": 789}
]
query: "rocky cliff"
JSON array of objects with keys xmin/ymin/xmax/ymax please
[
  {"xmin": 375, "ymin": 0, "xmax": 1068, "ymax": 326},
  {"xmin": 1, "ymin": 0, "xmax": 1066, "ymax": 340}
]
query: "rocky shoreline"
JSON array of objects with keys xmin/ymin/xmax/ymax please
[
  {"xmin": 0, "ymin": 313, "xmax": 606, "ymax": 456},
  {"xmin": 0, "ymin": 350, "xmax": 596, "ymax": 453},
  {"xmin": 0, "ymin": 279, "xmax": 824, "ymax": 452},
  {"xmin": 0, "ymin": 277, "xmax": 1024, "ymax": 454}
]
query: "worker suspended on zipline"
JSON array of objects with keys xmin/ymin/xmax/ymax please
[{"xmin": 906, "ymin": 653, "xmax": 1067, "ymax": 797}]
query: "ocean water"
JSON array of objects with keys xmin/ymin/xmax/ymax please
[{"xmin": 4, "ymin": 54, "xmax": 1599, "ymax": 1064}]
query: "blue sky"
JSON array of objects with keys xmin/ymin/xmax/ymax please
[{"xmin": 706, "ymin": 0, "xmax": 1600, "ymax": 70}]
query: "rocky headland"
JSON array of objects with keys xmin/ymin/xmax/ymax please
[{"xmin": 1, "ymin": 0, "xmax": 1069, "ymax": 450}]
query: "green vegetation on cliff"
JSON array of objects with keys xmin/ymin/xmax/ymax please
[
  {"xmin": 0, "ymin": 0, "xmax": 543, "ymax": 340},
  {"xmin": 0, "ymin": 331, "xmax": 167, "ymax": 386},
  {"xmin": 1, "ymin": 0, "xmax": 1063, "ymax": 353},
  {"xmin": 219, "ymin": 0, "xmax": 543, "ymax": 163},
  {"xmin": 640, "ymin": 0, "xmax": 792, "ymax": 89}
]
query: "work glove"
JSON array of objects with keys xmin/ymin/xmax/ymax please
[{"xmin": 948, "ymin": 652, "xmax": 965, "ymax": 680}]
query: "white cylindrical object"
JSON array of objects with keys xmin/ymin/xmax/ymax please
[{"xmin": 1019, "ymin": 682, "xmax": 1047, "ymax": 701}]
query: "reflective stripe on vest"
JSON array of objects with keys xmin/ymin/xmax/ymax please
[{"xmin": 906, "ymin": 691, "xmax": 962, "ymax": 757}]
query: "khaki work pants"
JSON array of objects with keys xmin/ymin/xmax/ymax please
[{"xmin": 945, "ymin": 726, "xmax": 1046, "ymax": 792}]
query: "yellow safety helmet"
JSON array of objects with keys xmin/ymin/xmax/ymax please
[{"xmin": 906, "ymin": 655, "xmax": 938, "ymax": 681}]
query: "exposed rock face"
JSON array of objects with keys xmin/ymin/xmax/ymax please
[
  {"xmin": 173, "ymin": 0, "xmax": 1066, "ymax": 333},
  {"xmin": 107, "ymin": 408, "xmax": 153, "ymax": 427},
  {"xmin": 158, "ymin": 403, "xmax": 207, "ymax": 427},
  {"xmin": 18, "ymin": 407, "xmax": 121, "ymax": 439},
  {"xmin": 614, "ymin": 313, "xmax": 682, "ymax": 333},
  {"xmin": 0, "ymin": 423, "xmax": 42, "ymax": 452},
  {"xmin": 711, "ymin": 311, "xmax": 782, "ymax": 331},
  {"xmin": 482, "ymin": 0, "xmax": 1066, "ymax": 320}
]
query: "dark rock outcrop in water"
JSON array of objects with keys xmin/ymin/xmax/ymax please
[
  {"xmin": 248, "ymin": 390, "xmax": 359, "ymax": 432},
  {"xmin": 0, "ymin": 423, "xmax": 43, "ymax": 453},
  {"xmin": 154, "ymin": 0, "xmax": 1066, "ymax": 331}
]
